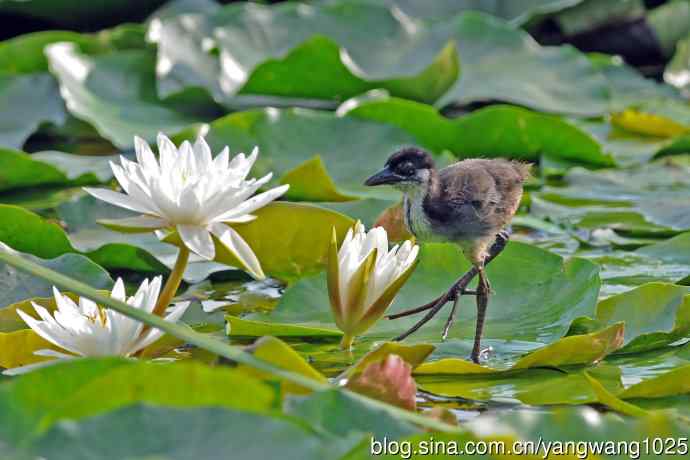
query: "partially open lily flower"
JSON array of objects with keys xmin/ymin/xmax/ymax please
[
  {"xmin": 328, "ymin": 222, "xmax": 419, "ymax": 349},
  {"xmin": 3, "ymin": 277, "xmax": 189, "ymax": 375},
  {"xmin": 85, "ymin": 134, "xmax": 289, "ymax": 280}
]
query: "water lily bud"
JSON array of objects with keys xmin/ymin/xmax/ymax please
[
  {"xmin": 328, "ymin": 222, "xmax": 418, "ymax": 349},
  {"xmin": 346, "ymin": 354, "xmax": 417, "ymax": 411}
]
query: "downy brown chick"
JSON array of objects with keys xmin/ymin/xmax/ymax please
[{"xmin": 365, "ymin": 147, "xmax": 530, "ymax": 363}]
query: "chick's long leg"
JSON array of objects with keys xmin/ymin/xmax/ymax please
[
  {"xmin": 387, "ymin": 230, "xmax": 510, "ymax": 321},
  {"xmin": 470, "ymin": 264, "xmax": 491, "ymax": 364},
  {"xmin": 390, "ymin": 230, "xmax": 510, "ymax": 342}
]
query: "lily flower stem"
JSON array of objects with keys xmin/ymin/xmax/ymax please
[
  {"xmin": 340, "ymin": 333, "xmax": 354, "ymax": 351},
  {"xmin": 154, "ymin": 246, "xmax": 190, "ymax": 317}
]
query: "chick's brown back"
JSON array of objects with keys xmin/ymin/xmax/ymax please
[{"xmin": 423, "ymin": 158, "xmax": 530, "ymax": 239}]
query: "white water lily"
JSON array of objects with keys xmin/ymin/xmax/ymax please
[
  {"xmin": 328, "ymin": 222, "xmax": 419, "ymax": 349},
  {"xmin": 3, "ymin": 277, "xmax": 189, "ymax": 375},
  {"xmin": 85, "ymin": 133, "xmax": 289, "ymax": 280}
]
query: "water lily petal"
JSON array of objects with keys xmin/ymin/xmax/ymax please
[
  {"xmin": 194, "ymin": 136, "xmax": 213, "ymax": 171},
  {"xmin": 213, "ymin": 183, "xmax": 288, "ymax": 222},
  {"xmin": 17, "ymin": 309, "xmax": 85, "ymax": 357},
  {"xmin": 355, "ymin": 258, "xmax": 418, "ymax": 336},
  {"xmin": 157, "ymin": 133, "xmax": 178, "ymax": 172},
  {"xmin": 34, "ymin": 349, "xmax": 78, "ymax": 359},
  {"xmin": 83, "ymin": 187, "xmax": 154, "ymax": 215},
  {"xmin": 210, "ymin": 223, "xmax": 265, "ymax": 280},
  {"xmin": 134, "ymin": 135, "xmax": 160, "ymax": 174},
  {"xmin": 213, "ymin": 146, "xmax": 229, "ymax": 169},
  {"xmin": 327, "ymin": 227, "xmax": 344, "ymax": 328},
  {"xmin": 131, "ymin": 301, "xmax": 190, "ymax": 354},
  {"xmin": 111, "ymin": 278, "xmax": 126, "ymax": 302},
  {"xmin": 2, "ymin": 357, "xmax": 72, "ymax": 376},
  {"xmin": 177, "ymin": 224, "xmax": 215, "ymax": 260},
  {"xmin": 98, "ymin": 215, "xmax": 168, "ymax": 233}
]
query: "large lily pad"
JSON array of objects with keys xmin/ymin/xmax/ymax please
[
  {"xmin": 414, "ymin": 323, "xmax": 624, "ymax": 375},
  {"xmin": 153, "ymin": 2, "xmax": 607, "ymax": 115},
  {"xmin": 532, "ymin": 155, "xmax": 690, "ymax": 233},
  {"xmin": 0, "ymin": 74, "xmax": 65, "ymax": 150},
  {"xmin": 0, "ymin": 250, "xmax": 112, "ymax": 309},
  {"xmin": 45, "ymin": 42, "xmax": 215, "ymax": 149},
  {"xmin": 346, "ymin": 0, "xmax": 584, "ymax": 24},
  {"xmin": 436, "ymin": 11, "xmax": 609, "ymax": 115},
  {"xmin": 285, "ymin": 389, "xmax": 416, "ymax": 440},
  {"xmin": 416, "ymin": 364, "xmax": 623, "ymax": 404},
  {"xmin": 0, "ymin": 358, "xmax": 275, "ymax": 444},
  {"xmin": 465, "ymin": 406, "xmax": 690, "ymax": 449},
  {"xmin": 0, "ymin": 27, "xmax": 151, "ymax": 150},
  {"xmin": 174, "ymin": 107, "xmax": 417, "ymax": 200},
  {"xmin": 343, "ymin": 95, "xmax": 613, "ymax": 166},
  {"xmin": 3, "ymin": 195, "xmax": 353, "ymax": 282},
  {"xmin": 0, "ymin": 149, "xmax": 114, "ymax": 192},
  {"xmin": 150, "ymin": 1, "xmax": 459, "ymax": 104},
  {"xmin": 141, "ymin": 201, "xmax": 355, "ymax": 282},
  {"xmin": 249, "ymin": 242, "xmax": 600, "ymax": 350},
  {"xmin": 569, "ymin": 283, "xmax": 690, "ymax": 355},
  {"xmin": 19, "ymin": 404, "xmax": 360, "ymax": 460}
]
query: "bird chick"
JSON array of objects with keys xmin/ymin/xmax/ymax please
[{"xmin": 365, "ymin": 147, "xmax": 530, "ymax": 363}]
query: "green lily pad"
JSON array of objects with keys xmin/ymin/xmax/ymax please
[
  {"xmin": 0, "ymin": 250, "xmax": 112, "ymax": 309},
  {"xmin": 0, "ymin": 74, "xmax": 65, "ymax": 150},
  {"xmin": 0, "ymin": 357, "xmax": 275, "ymax": 444},
  {"xmin": 21, "ymin": 404, "xmax": 360, "ymax": 460},
  {"xmin": 151, "ymin": 2, "xmax": 459, "ymax": 104},
  {"xmin": 45, "ymin": 42, "xmax": 215, "ymax": 149},
  {"xmin": 0, "ymin": 202, "xmax": 168, "ymax": 274},
  {"xmin": 174, "ymin": 107, "xmax": 417, "ymax": 200},
  {"xmin": 226, "ymin": 316, "xmax": 341, "ymax": 338},
  {"xmin": 285, "ymin": 389, "xmax": 417, "ymax": 441},
  {"xmin": 465, "ymin": 406, "xmax": 690, "ymax": 450},
  {"xmin": 0, "ymin": 148, "xmax": 114, "ymax": 192},
  {"xmin": 554, "ymin": 0, "xmax": 645, "ymax": 36},
  {"xmin": 414, "ymin": 323, "xmax": 624, "ymax": 374},
  {"xmin": 532, "ymin": 156, "xmax": 690, "ymax": 233},
  {"xmin": 417, "ymin": 364, "xmax": 623, "ymax": 404},
  {"xmin": 340, "ymin": 342, "xmax": 435, "ymax": 379},
  {"xmin": 155, "ymin": 3, "xmax": 607, "ymax": 115},
  {"xmin": 344, "ymin": 95, "xmax": 613, "ymax": 166},
  {"xmin": 591, "ymin": 53, "xmax": 683, "ymax": 112},
  {"xmin": 569, "ymin": 283, "xmax": 690, "ymax": 354},
  {"xmin": 236, "ymin": 336, "xmax": 327, "ymax": 395},
  {"xmin": 0, "ymin": 27, "xmax": 151, "ymax": 150},
  {"xmin": 280, "ymin": 155, "xmax": 358, "ymax": 202},
  {"xmin": 576, "ymin": 248, "xmax": 690, "ymax": 299},
  {"xmin": 275, "ymin": 242, "xmax": 599, "ymax": 344},
  {"xmin": 161, "ymin": 202, "xmax": 354, "ymax": 282},
  {"xmin": 637, "ymin": 231, "xmax": 690, "ymax": 267},
  {"xmin": 242, "ymin": 36, "xmax": 459, "ymax": 105},
  {"xmin": 346, "ymin": 0, "xmax": 584, "ymax": 25},
  {"xmin": 585, "ymin": 371, "xmax": 649, "ymax": 417},
  {"xmin": 436, "ymin": 11, "xmax": 609, "ymax": 115},
  {"xmin": 619, "ymin": 364, "xmax": 690, "ymax": 400},
  {"xmin": 0, "ymin": 329, "xmax": 57, "ymax": 369}
]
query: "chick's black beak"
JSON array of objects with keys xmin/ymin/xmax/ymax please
[{"xmin": 364, "ymin": 166, "xmax": 400, "ymax": 186}]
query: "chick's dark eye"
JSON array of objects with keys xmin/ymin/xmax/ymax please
[
  {"xmin": 397, "ymin": 162, "xmax": 415, "ymax": 176},
  {"xmin": 470, "ymin": 200, "xmax": 482, "ymax": 208}
]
